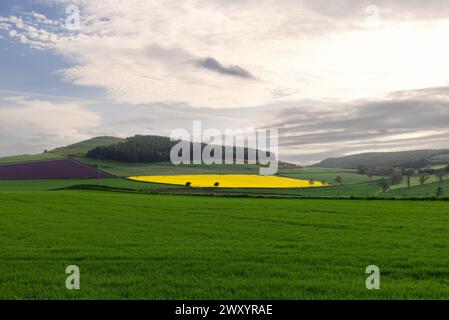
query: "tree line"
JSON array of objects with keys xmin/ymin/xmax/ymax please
[{"xmin": 357, "ymin": 164, "xmax": 449, "ymax": 195}]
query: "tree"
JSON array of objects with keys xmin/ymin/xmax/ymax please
[
  {"xmin": 357, "ymin": 166, "xmax": 367, "ymax": 174},
  {"xmin": 418, "ymin": 172, "xmax": 430, "ymax": 185},
  {"xmin": 335, "ymin": 176, "xmax": 343, "ymax": 184},
  {"xmin": 378, "ymin": 167, "xmax": 395, "ymax": 177},
  {"xmin": 436, "ymin": 186, "xmax": 444, "ymax": 197},
  {"xmin": 435, "ymin": 170, "xmax": 447, "ymax": 182},
  {"xmin": 185, "ymin": 181, "xmax": 192, "ymax": 187},
  {"xmin": 378, "ymin": 178, "xmax": 391, "ymax": 193},
  {"xmin": 403, "ymin": 168, "xmax": 415, "ymax": 188},
  {"xmin": 321, "ymin": 180, "xmax": 327, "ymax": 186},
  {"xmin": 309, "ymin": 180, "xmax": 315, "ymax": 188},
  {"xmin": 390, "ymin": 171, "xmax": 403, "ymax": 185},
  {"xmin": 214, "ymin": 182, "xmax": 220, "ymax": 187}
]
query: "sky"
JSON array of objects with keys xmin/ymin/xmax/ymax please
[{"xmin": 1, "ymin": 0, "xmax": 449, "ymax": 164}]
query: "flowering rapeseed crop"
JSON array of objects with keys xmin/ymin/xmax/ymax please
[{"xmin": 127, "ymin": 175, "xmax": 328, "ymax": 188}]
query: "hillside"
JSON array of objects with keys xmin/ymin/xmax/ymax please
[
  {"xmin": 386, "ymin": 179, "xmax": 449, "ymax": 198},
  {"xmin": 315, "ymin": 149, "xmax": 449, "ymax": 169},
  {"xmin": 0, "ymin": 152, "xmax": 63, "ymax": 164},
  {"xmin": 50, "ymin": 136, "xmax": 125, "ymax": 156},
  {"xmin": 0, "ymin": 136, "xmax": 124, "ymax": 164}
]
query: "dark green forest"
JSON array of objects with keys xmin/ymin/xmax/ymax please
[{"xmin": 86, "ymin": 135, "xmax": 272, "ymax": 163}]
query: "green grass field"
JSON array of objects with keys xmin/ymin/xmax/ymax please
[
  {"xmin": 0, "ymin": 152, "xmax": 63, "ymax": 164},
  {"xmin": 278, "ymin": 167, "xmax": 382, "ymax": 185},
  {"xmin": 76, "ymin": 158, "xmax": 261, "ymax": 176},
  {"xmin": 75, "ymin": 158, "xmax": 367, "ymax": 183},
  {"xmin": 386, "ymin": 180, "xmax": 449, "ymax": 198},
  {"xmin": 218, "ymin": 180, "xmax": 382, "ymax": 198},
  {"xmin": 390, "ymin": 175, "xmax": 449, "ymax": 190},
  {"xmin": 51, "ymin": 136, "xmax": 125, "ymax": 156},
  {"xmin": 0, "ymin": 178, "xmax": 178, "ymax": 192},
  {"xmin": 1, "ymin": 161, "xmax": 447, "ymax": 198},
  {"xmin": 1, "ymin": 190, "xmax": 449, "ymax": 299}
]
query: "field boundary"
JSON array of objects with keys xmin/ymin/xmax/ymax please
[{"xmin": 55, "ymin": 184, "xmax": 449, "ymax": 201}]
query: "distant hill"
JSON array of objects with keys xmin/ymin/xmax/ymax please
[
  {"xmin": 0, "ymin": 136, "xmax": 125, "ymax": 164},
  {"xmin": 315, "ymin": 149, "xmax": 449, "ymax": 169},
  {"xmin": 50, "ymin": 136, "xmax": 125, "ymax": 156}
]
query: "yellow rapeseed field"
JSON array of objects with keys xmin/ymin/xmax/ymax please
[{"xmin": 128, "ymin": 174, "xmax": 328, "ymax": 188}]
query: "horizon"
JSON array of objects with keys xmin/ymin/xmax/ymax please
[{"xmin": 2, "ymin": 132, "xmax": 449, "ymax": 167}]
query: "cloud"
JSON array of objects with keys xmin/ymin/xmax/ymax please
[
  {"xmin": 299, "ymin": 0, "xmax": 449, "ymax": 22},
  {"xmin": 2, "ymin": 1, "xmax": 449, "ymax": 107},
  {"xmin": 1, "ymin": 1, "xmax": 449, "ymax": 160},
  {"xmin": 388, "ymin": 86, "xmax": 449, "ymax": 101},
  {"xmin": 268, "ymin": 87, "xmax": 449, "ymax": 163},
  {"xmin": 0, "ymin": 96, "xmax": 101, "ymax": 156},
  {"xmin": 195, "ymin": 57, "xmax": 256, "ymax": 79}
]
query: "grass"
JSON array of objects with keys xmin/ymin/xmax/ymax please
[
  {"xmin": 0, "ymin": 152, "xmax": 63, "ymax": 164},
  {"xmin": 390, "ymin": 175, "xmax": 449, "ymax": 190},
  {"xmin": 76, "ymin": 158, "xmax": 261, "ymax": 177},
  {"xmin": 75, "ymin": 157, "xmax": 378, "ymax": 186},
  {"xmin": 0, "ymin": 165, "xmax": 384, "ymax": 196},
  {"xmin": 51, "ymin": 136, "xmax": 124, "ymax": 156},
  {"xmin": 1, "ymin": 190, "xmax": 449, "ymax": 299},
  {"xmin": 0, "ymin": 136, "xmax": 120, "ymax": 164},
  {"xmin": 0, "ymin": 178, "xmax": 177, "ymax": 192},
  {"xmin": 219, "ymin": 180, "xmax": 383, "ymax": 197},
  {"xmin": 278, "ymin": 168, "xmax": 382, "ymax": 185},
  {"xmin": 387, "ymin": 180, "xmax": 449, "ymax": 198}
]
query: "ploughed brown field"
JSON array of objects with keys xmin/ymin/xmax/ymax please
[{"xmin": 0, "ymin": 159, "xmax": 113, "ymax": 180}]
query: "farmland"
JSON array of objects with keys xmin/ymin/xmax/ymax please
[
  {"xmin": 0, "ymin": 152, "xmax": 63, "ymax": 164},
  {"xmin": 1, "ymin": 140, "xmax": 449, "ymax": 300},
  {"xmin": 386, "ymin": 180, "xmax": 449, "ymax": 198},
  {"xmin": 0, "ymin": 160, "xmax": 447, "ymax": 198},
  {"xmin": 2, "ymin": 190, "xmax": 449, "ymax": 299},
  {"xmin": 277, "ymin": 167, "xmax": 382, "ymax": 185},
  {"xmin": 76, "ymin": 157, "xmax": 261, "ymax": 176},
  {"xmin": 0, "ymin": 178, "xmax": 176, "ymax": 192},
  {"xmin": 128, "ymin": 174, "xmax": 328, "ymax": 188},
  {"xmin": 0, "ymin": 159, "xmax": 112, "ymax": 180}
]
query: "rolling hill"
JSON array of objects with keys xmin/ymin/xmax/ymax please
[
  {"xmin": 315, "ymin": 149, "xmax": 449, "ymax": 169},
  {"xmin": 50, "ymin": 136, "xmax": 125, "ymax": 156},
  {"xmin": 0, "ymin": 152, "xmax": 63, "ymax": 164},
  {"xmin": 86, "ymin": 135, "xmax": 275, "ymax": 164},
  {"xmin": 0, "ymin": 136, "xmax": 125, "ymax": 164}
]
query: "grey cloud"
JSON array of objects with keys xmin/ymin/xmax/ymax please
[
  {"xmin": 144, "ymin": 45, "xmax": 257, "ymax": 80},
  {"xmin": 145, "ymin": 44, "xmax": 192, "ymax": 64},
  {"xmin": 268, "ymin": 87, "xmax": 449, "ymax": 163},
  {"xmin": 388, "ymin": 86, "xmax": 449, "ymax": 100},
  {"xmin": 195, "ymin": 57, "xmax": 256, "ymax": 80}
]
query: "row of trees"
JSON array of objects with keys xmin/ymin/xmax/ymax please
[{"xmin": 357, "ymin": 164, "xmax": 449, "ymax": 194}]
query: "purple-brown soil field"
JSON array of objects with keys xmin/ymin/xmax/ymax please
[{"xmin": 0, "ymin": 159, "xmax": 113, "ymax": 180}]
